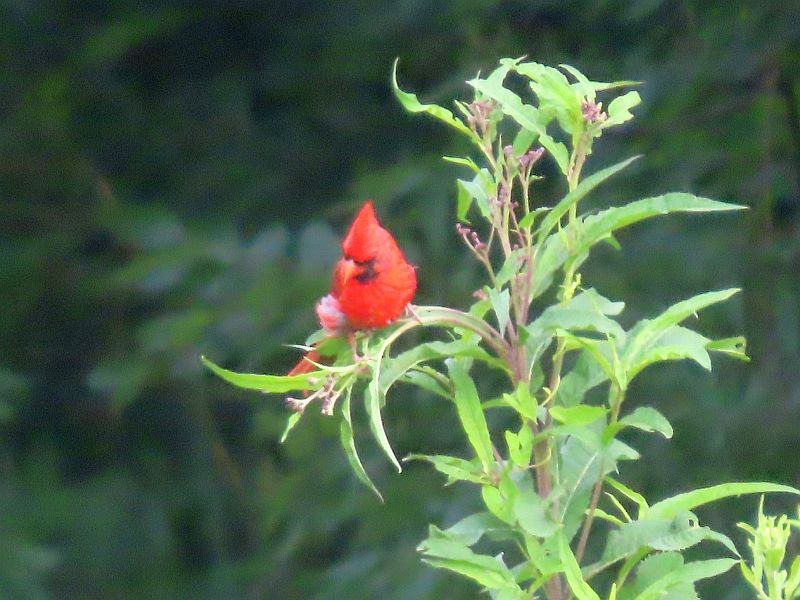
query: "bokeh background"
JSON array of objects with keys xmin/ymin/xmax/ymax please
[{"xmin": 2, "ymin": 1, "xmax": 799, "ymax": 598}]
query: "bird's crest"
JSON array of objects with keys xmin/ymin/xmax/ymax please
[{"xmin": 341, "ymin": 200, "xmax": 388, "ymax": 262}]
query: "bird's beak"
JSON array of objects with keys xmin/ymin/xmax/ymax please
[{"xmin": 340, "ymin": 258, "xmax": 359, "ymax": 285}]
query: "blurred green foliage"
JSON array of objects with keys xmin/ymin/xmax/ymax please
[{"xmin": 1, "ymin": 1, "xmax": 798, "ymax": 598}]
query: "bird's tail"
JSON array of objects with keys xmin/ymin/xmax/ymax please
[{"xmin": 287, "ymin": 348, "xmax": 323, "ymax": 377}]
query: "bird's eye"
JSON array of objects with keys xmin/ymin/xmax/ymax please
[{"xmin": 355, "ymin": 258, "xmax": 378, "ymax": 283}]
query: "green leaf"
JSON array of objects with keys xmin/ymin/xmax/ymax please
[
  {"xmin": 515, "ymin": 61, "xmax": 583, "ymax": 139},
  {"xmin": 558, "ymin": 63, "xmax": 641, "ymax": 97},
  {"xmin": 523, "ymin": 533, "xmax": 563, "ymax": 573},
  {"xmin": 438, "ymin": 512, "xmax": 507, "ymax": 546},
  {"xmin": 400, "ymin": 369, "xmax": 452, "ymax": 400},
  {"xmin": 552, "ymin": 323, "xmax": 624, "ymax": 382},
  {"xmin": 588, "ymin": 512, "xmax": 735, "ymax": 580},
  {"xmin": 556, "ymin": 350, "xmax": 609, "ymax": 407},
  {"xmin": 707, "ymin": 336, "xmax": 749, "ymax": 361},
  {"xmin": 559, "ymin": 63, "xmax": 597, "ymax": 101},
  {"xmin": 488, "ymin": 287, "xmax": 511, "ymax": 334},
  {"xmin": 365, "ymin": 379, "xmax": 402, "ymax": 473},
  {"xmin": 379, "ymin": 338, "xmax": 498, "ymax": 398},
  {"xmin": 604, "ymin": 406, "xmax": 673, "ymax": 443},
  {"xmin": 280, "ymin": 412, "xmax": 302, "ymax": 443},
  {"xmin": 538, "ymin": 136, "xmax": 570, "ymax": 176},
  {"xmin": 506, "ymin": 429, "xmax": 529, "ymax": 467},
  {"xmin": 550, "ymin": 405, "xmax": 607, "ymax": 426},
  {"xmin": 456, "ymin": 168, "xmax": 494, "ymax": 220},
  {"xmin": 339, "ymin": 387, "xmax": 383, "ymax": 500},
  {"xmin": 558, "ymin": 437, "xmax": 602, "ymax": 539},
  {"xmin": 442, "ymin": 155, "xmax": 480, "ymax": 173},
  {"xmin": 505, "ymin": 425, "xmax": 535, "ymax": 467},
  {"xmin": 786, "ymin": 555, "xmax": 800, "ymax": 598},
  {"xmin": 619, "ymin": 552, "xmax": 685, "ymax": 600},
  {"xmin": 489, "ymin": 584, "xmax": 534, "ymax": 600},
  {"xmin": 558, "ymin": 532, "xmax": 601, "ymax": 600},
  {"xmin": 512, "ymin": 127, "xmax": 537, "ymax": 156},
  {"xmin": 468, "ymin": 73, "xmax": 570, "ymax": 174},
  {"xmin": 598, "ymin": 519, "xmax": 680, "ymax": 570},
  {"xmin": 647, "ymin": 520, "xmax": 731, "ymax": 554},
  {"xmin": 514, "ymin": 486, "xmax": 560, "ymax": 538},
  {"xmin": 527, "ymin": 291, "xmax": 626, "ymax": 340},
  {"xmin": 201, "ymin": 356, "xmax": 319, "ymax": 393},
  {"xmin": 594, "ymin": 508, "xmax": 625, "ymax": 527},
  {"xmin": 621, "ymin": 289, "xmax": 742, "ymax": 379},
  {"xmin": 632, "ymin": 559, "xmax": 737, "ymax": 600},
  {"xmin": 606, "ymin": 477, "xmax": 649, "ymax": 518},
  {"xmin": 405, "ymin": 454, "xmax": 488, "ymax": 485},
  {"xmin": 502, "ymin": 382, "xmax": 539, "ymax": 422},
  {"xmin": 391, "ymin": 59, "xmax": 473, "ymax": 137},
  {"xmin": 607, "ymin": 440, "xmax": 641, "ymax": 462},
  {"xmin": 603, "ymin": 90, "xmax": 641, "ymax": 128},
  {"xmin": 529, "ymin": 232, "xmax": 568, "ymax": 298},
  {"xmin": 574, "ymin": 193, "xmax": 746, "ymax": 259},
  {"xmin": 591, "ymin": 79, "xmax": 643, "ymax": 92},
  {"xmin": 568, "ymin": 288, "xmax": 625, "ymax": 316},
  {"xmin": 419, "ymin": 536, "xmax": 521, "ymax": 591},
  {"xmin": 313, "ymin": 334, "xmax": 351, "ymax": 357},
  {"xmin": 626, "ymin": 326, "xmax": 712, "ymax": 378},
  {"xmin": 482, "ymin": 484, "xmax": 517, "ymax": 525},
  {"xmin": 701, "ymin": 529, "xmax": 740, "ymax": 557},
  {"xmin": 647, "ymin": 483, "xmax": 800, "ymax": 521},
  {"xmin": 626, "ymin": 289, "xmax": 738, "ymax": 350},
  {"xmin": 496, "ymin": 248, "xmax": 525, "ymax": 287},
  {"xmin": 517, "ymin": 207, "xmax": 551, "ymax": 230},
  {"xmin": 520, "ymin": 326, "xmax": 554, "ymax": 376},
  {"xmin": 533, "ymin": 307, "xmax": 625, "ymax": 339},
  {"xmin": 557, "ymin": 430, "xmax": 641, "ymax": 542},
  {"xmin": 448, "ymin": 358, "xmax": 495, "ymax": 473},
  {"xmin": 559, "ymin": 435, "xmax": 601, "ymax": 493},
  {"xmin": 536, "ymin": 156, "xmax": 641, "ymax": 243}
]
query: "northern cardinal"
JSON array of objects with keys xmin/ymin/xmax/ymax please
[{"xmin": 288, "ymin": 201, "xmax": 417, "ymax": 376}]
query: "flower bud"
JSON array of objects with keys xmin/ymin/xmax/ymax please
[{"xmin": 581, "ymin": 100, "xmax": 607, "ymax": 124}]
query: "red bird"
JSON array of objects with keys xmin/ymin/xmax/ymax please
[{"xmin": 289, "ymin": 201, "xmax": 417, "ymax": 375}]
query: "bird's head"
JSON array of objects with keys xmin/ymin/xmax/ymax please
[{"xmin": 337, "ymin": 200, "xmax": 390, "ymax": 285}]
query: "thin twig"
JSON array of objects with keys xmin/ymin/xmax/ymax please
[
  {"xmin": 574, "ymin": 386, "xmax": 625, "ymax": 564},
  {"xmin": 575, "ymin": 465, "xmax": 605, "ymax": 564}
]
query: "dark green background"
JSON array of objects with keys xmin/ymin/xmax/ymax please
[{"xmin": 2, "ymin": 2, "xmax": 799, "ymax": 598}]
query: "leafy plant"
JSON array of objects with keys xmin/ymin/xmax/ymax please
[
  {"xmin": 204, "ymin": 58, "xmax": 800, "ymax": 599},
  {"xmin": 739, "ymin": 499, "xmax": 800, "ymax": 600}
]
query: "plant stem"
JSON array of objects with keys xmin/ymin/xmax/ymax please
[
  {"xmin": 567, "ymin": 131, "xmax": 590, "ymax": 193},
  {"xmin": 574, "ymin": 464, "xmax": 604, "ymax": 565},
  {"xmin": 409, "ymin": 305, "xmax": 509, "ymax": 358},
  {"xmin": 543, "ymin": 132, "xmax": 588, "ymax": 411},
  {"xmin": 533, "ymin": 133, "xmax": 593, "ymax": 600},
  {"xmin": 575, "ymin": 385, "xmax": 625, "ymax": 564}
]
